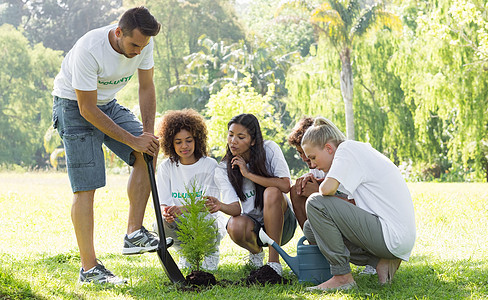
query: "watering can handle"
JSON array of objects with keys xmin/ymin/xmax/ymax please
[
  {"xmin": 258, "ymin": 228, "xmax": 275, "ymax": 246},
  {"xmin": 298, "ymin": 236, "xmax": 308, "ymax": 246}
]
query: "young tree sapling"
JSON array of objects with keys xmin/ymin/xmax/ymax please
[{"xmin": 176, "ymin": 179, "xmax": 218, "ymax": 272}]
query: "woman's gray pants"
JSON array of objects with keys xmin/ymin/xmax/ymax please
[{"xmin": 303, "ymin": 193, "xmax": 397, "ymax": 276}]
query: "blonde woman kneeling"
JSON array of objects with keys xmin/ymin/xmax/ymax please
[{"xmin": 301, "ymin": 117, "xmax": 416, "ymax": 291}]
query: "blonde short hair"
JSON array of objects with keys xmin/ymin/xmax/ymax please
[{"xmin": 301, "ymin": 117, "xmax": 346, "ymax": 148}]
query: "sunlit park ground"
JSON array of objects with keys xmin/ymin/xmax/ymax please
[{"xmin": 0, "ymin": 171, "xmax": 487, "ymax": 299}]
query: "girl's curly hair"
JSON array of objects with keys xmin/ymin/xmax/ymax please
[
  {"xmin": 156, "ymin": 109, "xmax": 208, "ymax": 164},
  {"xmin": 287, "ymin": 117, "xmax": 314, "ymax": 148}
]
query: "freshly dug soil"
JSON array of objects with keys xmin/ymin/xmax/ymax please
[
  {"xmin": 245, "ymin": 265, "xmax": 289, "ymax": 285},
  {"xmin": 179, "ymin": 266, "xmax": 289, "ymax": 291},
  {"xmin": 185, "ymin": 270, "xmax": 217, "ymax": 286}
]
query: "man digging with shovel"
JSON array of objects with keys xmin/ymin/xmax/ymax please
[{"xmin": 52, "ymin": 7, "xmax": 161, "ymax": 285}]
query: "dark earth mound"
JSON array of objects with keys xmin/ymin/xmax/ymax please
[
  {"xmin": 185, "ymin": 270, "xmax": 217, "ymax": 286},
  {"xmin": 179, "ymin": 265, "xmax": 289, "ymax": 291},
  {"xmin": 244, "ymin": 265, "xmax": 289, "ymax": 285}
]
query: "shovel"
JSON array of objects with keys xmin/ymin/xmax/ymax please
[{"xmin": 143, "ymin": 153, "xmax": 186, "ymax": 285}]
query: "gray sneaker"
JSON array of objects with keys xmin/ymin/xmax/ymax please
[
  {"xmin": 122, "ymin": 226, "xmax": 159, "ymax": 255},
  {"xmin": 360, "ymin": 264, "xmax": 377, "ymax": 275},
  {"xmin": 79, "ymin": 262, "xmax": 127, "ymax": 285}
]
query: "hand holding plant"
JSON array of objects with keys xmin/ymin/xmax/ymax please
[
  {"xmin": 162, "ymin": 205, "xmax": 184, "ymax": 223},
  {"xmin": 204, "ymin": 196, "xmax": 221, "ymax": 214}
]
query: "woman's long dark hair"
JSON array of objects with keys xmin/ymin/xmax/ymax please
[{"xmin": 223, "ymin": 114, "xmax": 273, "ymax": 210}]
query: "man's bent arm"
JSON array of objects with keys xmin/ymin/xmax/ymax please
[
  {"xmin": 138, "ymin": 67, "xmax": 156, "ymax": 134},
  {"xmin": 75, "ymin": 89, "xmax": 159, "ymax": 156}
]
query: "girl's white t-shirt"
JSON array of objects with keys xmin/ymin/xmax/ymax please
[
  {"xmin": 215, "ymin": 140, "xmax": 291, "ymax": 214},
  {"xmin": 326, "ymin": 140, "xmax": 416, "ymax": 261},
  {"xmin": 156, "ymin": 156, "xmax": 227, "ymax": 234},
  {"xmin": 52, "ymin": 24, "xmax": 154, "ymax": 105}
]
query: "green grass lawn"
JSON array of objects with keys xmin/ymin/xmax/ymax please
[{"xmin": 0, "ymin": 172, "xmax": 487, "ymax": 299}]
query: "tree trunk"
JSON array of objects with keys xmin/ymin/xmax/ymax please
[{"xmin": 339, "ymin": 47, "xmax": 355, "ymax": 140}]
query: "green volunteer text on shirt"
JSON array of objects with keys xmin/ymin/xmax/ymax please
[{"xmin": 98, "ymin": 75, "xmax": 133, "ymax": 85}]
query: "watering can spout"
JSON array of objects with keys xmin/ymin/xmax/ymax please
[{"xmin": 258, "ymin": 229, "xmax": 300, "ymax": 276}]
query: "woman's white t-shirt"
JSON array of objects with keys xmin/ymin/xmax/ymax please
[
  {"xmin": 214, "ymin": 140, "xmax": 291, "ymax": 215},
  {"xmin": 156, "ymin": 156, "xmax": 226, "ymax": 234},
  {"xmin": 52, "ymin": 24, "xmax": 154, "ymax": 105},
  {"xmin": 326, "ymin": 140, "xmax": 416, "ymax": 261}
]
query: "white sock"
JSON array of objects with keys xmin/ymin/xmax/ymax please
[
  {"xmin": 127, "ymin": 228, "xmax": 141, "ymax": 239},
  {"xmin": 267, "ymin": 262, "xmax": 282, "ymax": 276},
  {"xmin": 83, "ymin": 265, "xmax": 96, "ymax": 273}
]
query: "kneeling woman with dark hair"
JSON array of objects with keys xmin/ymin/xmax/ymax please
[{"xmin": 205, "ymin": 113, "xmax": 297, "ymax": 276}]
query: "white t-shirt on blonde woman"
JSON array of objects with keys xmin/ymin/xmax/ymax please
[
  {"xmin": 214, "ymin": 140, "xmax": 292, "ymax": 215},
  {"xmin": 326, "ymin": 140, "xmax": 416, "ymax": 261},
  {"xmin": 52, "ymin": 24, "xmax": 154, "ymax": 105},
  {"xmin": 156, "ymin": 156, "xmax": 227, "ymax": 235}
]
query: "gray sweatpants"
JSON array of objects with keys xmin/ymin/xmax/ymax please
[{"xmin": 303, "ymin": 193, "xmax": 397, "ymax": 275}]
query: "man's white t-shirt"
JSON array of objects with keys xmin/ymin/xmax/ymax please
[
  {"xmin": 52, "ymin": 24, "xmax": 154, "ymax": 105},
  {"xmin": 156, "ymin": 156, "xmax": 227, "ymax": 234},
  {"xmin": 326, "ymin": 140, "xmax": 416, "ymax": 261},
  {"xmin": 214, "ymin": 140, "xmax": 291, "ymax": 215}
]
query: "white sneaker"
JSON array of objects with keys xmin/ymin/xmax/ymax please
[
  {"xmin": 247, "ymin": 250, "xmax": 264, "ymax": 268},
  {"xmin": 178, "ymin": 256, "xmax": 190, "ymax": 269},
  {"xmin": 267, "ymin": 262, "xmax": 282, "ymax": 276},
  {"xmin": 202, "ymin": 251, "xmax": 220, "ymax": 271},
  {"xmin": 360, "ymin": 264, "xmax": 377, "ymax": 275}
]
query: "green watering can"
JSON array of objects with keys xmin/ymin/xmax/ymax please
[{"xmin": 259, "ymin": 229, "xmax": 332, "ymax": 284}]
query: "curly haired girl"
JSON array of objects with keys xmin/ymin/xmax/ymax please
[{"xmin": 154, "ymin": 109, "xmax": 226, "ymax": 271}]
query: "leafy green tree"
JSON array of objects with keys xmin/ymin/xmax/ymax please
[
  {"xmin": 171, "ymin": 36, "xmax": 300, "ymax": 104},
  {"xmin": 286, "ymin": 31, "xmax": 417, "ymax": 165},
  {"xmin": 0, "ymin": 24, "xmax": 63, "ymax": 167},
  {"xmin": 281, "ymin": 0, "xmax": 401, "ymax": 140},
  {"xmin": 143, "ymin": 0, "xmax": 245, "ymax": 112},
  {"xmin": 287, "ymin": 0, "xmax": 488, "ymax": 181},
  {"xmin": 285, "ymin": 39, "xmax": 345, "ymax": 129},
  {"xmin": 0, "ymin": 0, "xmax": 123, "ymax": 53},
  {"xmin": 447, "ymin": 0, "xmax": 488, "ymax": 68},
  {"xmin": 238, "ymin": 0, "xmax": 315, "ymax": 57},
  {"xmin": 353, "ymin": 32, "xmax": 417, "ymax": 164},
  {"xmin": 390, "ymin": 0, "xmax": 488, "ymax": 181},
  {"xmin": 205, "ymin": 77, "xmax": 285, "ymax": 158},
  {"xmin": 0, "ymin": 0, "xmax": 24, "ymax": 27}
]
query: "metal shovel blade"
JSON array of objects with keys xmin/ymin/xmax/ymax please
[{"xmin": 144, "ymin": 153, "xmax": 186, "ymax": 285}]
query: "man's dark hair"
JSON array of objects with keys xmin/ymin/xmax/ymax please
[{"xmin": 119, "ymin": 6, "xmax": 161, "ymax": 37}]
